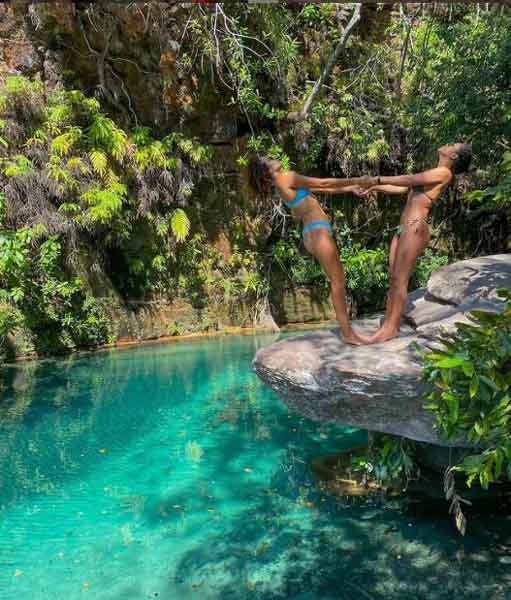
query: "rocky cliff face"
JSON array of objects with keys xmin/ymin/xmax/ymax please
[
  {"xmin": 253, "ymin": 255, "xmax": 511, "ymax": 447},
  {"xmin": 1, "ymin": 2, "xmax": 341, "ymax": 353}
]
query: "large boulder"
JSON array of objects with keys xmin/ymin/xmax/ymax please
[
  {"xmin": 427, "ymin": 254, "xmax": 511, "ymax": 306},
  {"xmin": 253, "ymin": 325, "xmax": 446, "ymax": 445},
  {"xmin": 404, "ymin": 288, "xmax": 459, "ymax": 327},
  {"xmin": 253, "ymin": 255, "xmax": 511, "ymax": 447}
]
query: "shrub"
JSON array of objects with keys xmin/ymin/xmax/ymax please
[{"xmin": 423, "ymin": 289, "xmax": 511, "ymax": 490}]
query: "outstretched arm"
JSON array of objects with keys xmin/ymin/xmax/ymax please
[
  {"xmin": 363, "ymin": 184, "xmax": 409, "ymax": 196},
  {"xmin": 318, "ymin": 184, "xmax": 366, "ymax": 195},
  {"xmin": 290, "ymin": 171, "xmax": 373, "ymax": 193},
  {"xmin": 374, "ymin": 167, "xmax": 452, "ymax": 189}
]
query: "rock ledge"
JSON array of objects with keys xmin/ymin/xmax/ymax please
[{"xmin": 253, "ymin": 255, "xmax": 511, "ymax": 446}]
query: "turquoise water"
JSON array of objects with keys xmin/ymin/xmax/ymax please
[{"xmin": 1, "ymin": 332, "xmax": 511, "ymax": 600}]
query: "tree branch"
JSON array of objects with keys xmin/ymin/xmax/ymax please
[
  {"xmin": 395, "ymin": 5, "xmax": 421, "ymax": 98},
  {"xmin": 289, "ymin": 3, "xmax": 362, "ymax": 122}
]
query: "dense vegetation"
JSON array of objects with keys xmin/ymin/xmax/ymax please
[
  {"xmin": 1, "ymin": 3, "xmax": 509, "ymax": 357},
  {"xmin": 424, "ymin": 291, "xmax": 511, "ymax": 528},
  {"xmin": 0, "ymin": 3, "xmax": 510, "ymax": 527}
]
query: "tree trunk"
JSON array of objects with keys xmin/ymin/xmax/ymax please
[{"xmin": 289, "ymin": 3, "xmax": 362, "ymax": 122}]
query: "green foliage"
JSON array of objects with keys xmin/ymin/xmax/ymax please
[
  {"xmin": 2, "ymin": 154, "xmax": 33, "ymax": 177},
  {"xmin": 167, "ymin": 321, "xmax": 186, "ymax": 337},
  {"xmin": 80, "ymin": 181, "xmax": 127, "ymax": 225},
  {"xmin": 0, "ymin": 185, "xmax": 111, "ymax": 354},
  {"xmin": 1, "ymin": 77, "xmax": 211, "ymax": 238},
  {"xmin": 243, "ymin": 133, "xmax": 291, "ymax": 170},
  {"xmin": 342, "ymin": 246, "xmax": 389, "ymax": 311},
  {"xmin": 424, "ymin": 290, "xmax": 511, "ymax": 490},
  {"xmin": 298, "ymin": 3, "xmax": 337, "ymax": 29},
  {"xmin": 0, "ymin": 76, "xmax": 215, "ymax": 315},
  {"xmin": 170, "ymin": 209, "xmax": 191, "ymax": 242},
  {"xmin": 272, "ymin": 221, "xmax": 390, "ymax": 312},
  {"xmin": 413, "ymin": 250, "xmax": 450, "ymax": 289},
  {"xmin": 352, "ymin": 433, "xmax": 417, "ymax": 488},
  {"xmin": 466, "ymin": 150, "xmax": 511, "ymax": 229},
  {"xmin": 407, "ymin": 12, "xmax": 511, "ymax": 168},
  {"xmin": 0, "ymin": 303, "xmax": 19, "ymax": 357}
]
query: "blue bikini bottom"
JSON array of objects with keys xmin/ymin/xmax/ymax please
[{"xmin": 302, "ymin": 220, "xmax": 333, "ymax": 237}]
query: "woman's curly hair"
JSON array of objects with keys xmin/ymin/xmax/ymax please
[
  {"xmin": 247, "ymin": 156, "xmax": 273, "ymax": 199},
  {"xmin": 453, "ymin": 143, "xmax": 472, "ymax": 174}
]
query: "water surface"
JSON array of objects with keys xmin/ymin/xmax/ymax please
[{"xmin": 1, "ymin": 333, "xmax": 510, "ymax": 599}]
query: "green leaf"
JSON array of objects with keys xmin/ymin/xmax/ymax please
[
  {"xmin": 480, "ymin": 375, "xmax": 500, "ymax": 392},
  {"xmin": 469, "ymin": 376, "xmax": 480, "ymax": 399},
  {"xmin": 170, "ymin": 209, "xmax": 190, "ymax": 243},
  {"xmin": 89, "ymin": 150, "xmax": 108, "ymax": 176},
  {"xmin": 435, "ymin": 356, "xmax": 466, "ymax": 369}
]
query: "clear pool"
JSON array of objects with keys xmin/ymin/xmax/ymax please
[{"xmin": 1, "ymin": 332, "xmax": 510, "ymax": 599}]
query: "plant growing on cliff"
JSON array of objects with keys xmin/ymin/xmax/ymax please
[
  {"xmin": 424, "ymin": 290, "xmax": 511, "ymax": 491},
  {"xmin": 0, "ymin": 221, "xmax": 111, "ymax": 354},
  {"xmin": 1, "ymin": 77, "xmax": 210, "ymax": 240},
  {"xmin": 0, "ymin": 76, "xmax": 216, "ymax": 304}
]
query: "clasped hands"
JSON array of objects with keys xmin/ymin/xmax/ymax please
[{"xmin": 350, "ymin": 175, "xmax": 379, "ymax": 198}]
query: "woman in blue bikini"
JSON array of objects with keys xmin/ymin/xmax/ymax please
[{"xmin": 247, "ymin": 157, "xmax": 372, "ymax": 345}]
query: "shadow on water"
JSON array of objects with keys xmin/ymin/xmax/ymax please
[
  {"xmin": 1, "ymin": 332, "xmax": 511, "ymax": 600},
  {"xmin": 0, "ymin": 333, "xmax": 283, "ymax": 509},
  {"xmin": 169, "ymin": 482, "xmax": 511, "ymax": 600}
]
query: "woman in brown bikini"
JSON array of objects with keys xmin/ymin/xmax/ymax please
[
  {"xmin": 361, "ymin": 143, "xmax": 472, "ymax": 343},
  {"xmin": 247, "ymin": 157, "xmax": 372, "ymax": 345}
]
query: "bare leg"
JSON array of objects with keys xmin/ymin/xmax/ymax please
[
  {"xmin": 389, "ymin": 234, "xmax": 399, "ymax": 275},
  {"xmin": 304, "ymin": 229, "xmax": 366, "ymax": 345},
  {"xmin": 379, "ymin": 234, "xmax": 400, "ymax": 327},
  {"xmin": 370, "ymin": 225, "xmax": 430, "ymax": 343}
]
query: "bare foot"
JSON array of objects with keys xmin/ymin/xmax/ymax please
[
  {"xmin": 341, "ymin": 331, "xmax": 370, "ymax": 346},
  {"xmin": 368, "ymin": 329, "xmax": 399, "ymax": 344}
]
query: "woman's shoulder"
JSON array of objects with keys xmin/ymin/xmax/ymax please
[{"xmin": 274, "ymin": 169, "xmax": 295, "ymax": 188}]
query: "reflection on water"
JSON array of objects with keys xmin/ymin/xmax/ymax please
[{"xmin": 1, "ymin": 333, "xmax": 511, "ymax": 600}]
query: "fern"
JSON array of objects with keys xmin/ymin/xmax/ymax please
[
  {"xmin": 134, "ymin": 140, "xmax": 177, "ymax": 172},
  {"xmin": 87, "ymin": 114, "xmax": 114, "ymax": 146},
  {"xmin": 89, "ymin": 150, "xmax": 108, "ymax": 176},
  {"xmin": 132, "ymin": 126, "xmax": 152, "ymax": 146},
  {"xmin": 110, "ymin": 128, "xmax": 129, "ymax": 161},
  {"xmin": 3, "ymin": 155, "xmax": 33, "ymax": 177},
  {"xmin": 81, "ymin": 181, "xmax": 127, "ymax": 225},
  {"xmin": 152, "ymin": 255, "xmax": 167, "ymax": 272},
  {"xmin": 87, "ymin": 114, "xmax": 128, "ymax": 161},
  {"xmin": 45, "ymin": 102, "xmax": 73, "ymax": 136},
  {"xmin": 155, "ymin": 217, "xmax": 169, "ymax": 237},
  {"xmin": 0, "ymin": 120, "xmax": 7, "ymax": 150},
  {"xmin": 51, "ymin": 127, "xmax": 82, "ymax": 158},
  {"xmin": 163, "ymin": 132, "xmax": 211, "ymax": 164},
  {"xmin": 46, "ymin": 157, "xmax": 77, "ymax": 191},
  {"xmin": 170, "ymin": 208, "xmax": 191, "ymax": 242},
  {"xmin": 25, "ymin": 128, "xmax": 48, "ymax": 148},
  {"xmin": 66, "ymin": 157, "xmax": 90, "ymax": 175},
  {"xmin": 58, "ymin": 202, "xmax": 81, "ymax": 215},
  {"xmin": 5, "ymin": 75, "xmax": 39, "ymax": 95}
]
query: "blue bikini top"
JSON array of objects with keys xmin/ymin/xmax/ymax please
[{"xmin": 285, "ymin": 187, "xmax": 310, "ymax": 209}]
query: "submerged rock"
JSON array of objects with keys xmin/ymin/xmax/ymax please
[{"xmin": 253, "ymin": 254, "xmax": 511, "ymax": 447}]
